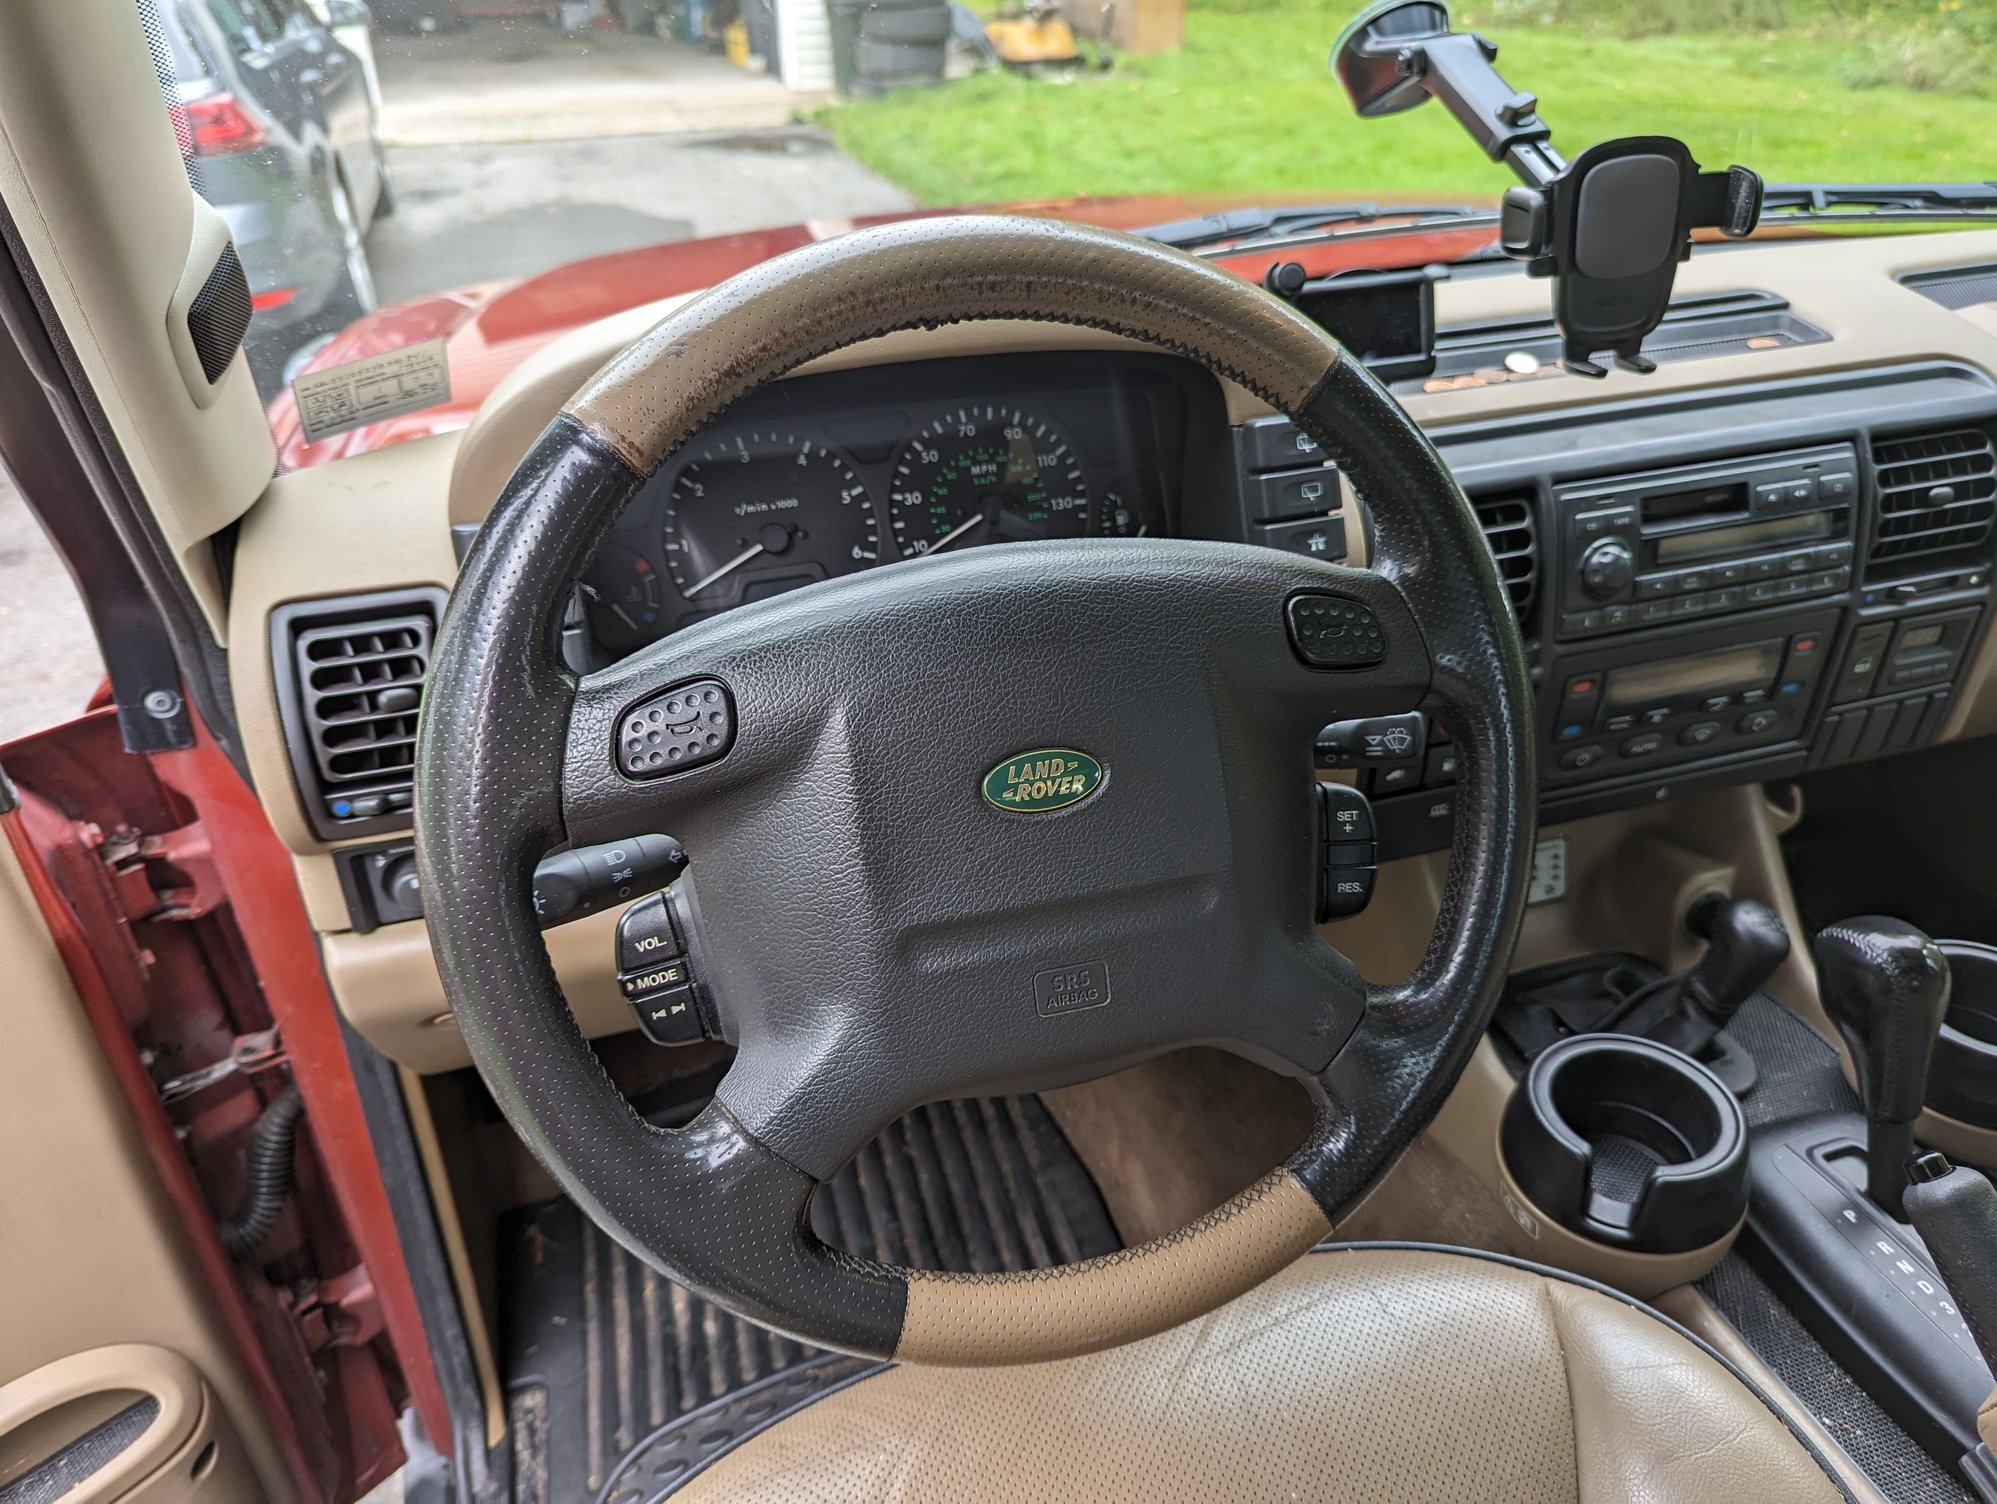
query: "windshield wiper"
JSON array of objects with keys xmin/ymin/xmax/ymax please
[
  {"xmin": 1760, "ymin": 182, "xmax": 1997, "ymax": 224},
  {"xmin": 1135, "ymin": 202, "xmax": 1496, "ymax": 252}
]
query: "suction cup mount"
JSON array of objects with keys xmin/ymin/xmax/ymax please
[{"xmin": 1333, "ymin": 0, "xmax": 1764, "ymax": 377}]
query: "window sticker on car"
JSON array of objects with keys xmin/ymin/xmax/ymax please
[
  {"xmin": 1527, "ymin": 836, "xmax": 1568, "ymax": 906},
  {"xmin": 292, "ymin": 338, "xmax": 451, "ymax": 446}
]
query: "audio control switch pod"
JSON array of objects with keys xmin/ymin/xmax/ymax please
[{"xmin": 615, "ymin": 890, "xmax": 716, "ymax": 1046}]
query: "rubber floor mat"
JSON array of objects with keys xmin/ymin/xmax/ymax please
[{"xmin": 499, "ymin": 1093, "xmax": 1119, "ymax": 1503}]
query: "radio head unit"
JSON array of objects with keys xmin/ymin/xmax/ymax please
[{"xmin": 1555, "ymin": 443, "xmax": 1858, "ymax": 640}]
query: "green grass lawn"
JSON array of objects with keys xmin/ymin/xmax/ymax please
[{"xmin": 820, "ymin": 2, "xmax": 1997, "ymax": 206}]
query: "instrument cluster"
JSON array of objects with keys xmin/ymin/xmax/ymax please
[{"xmin": 577, "ymin": 355, "xmax": 1201, "ymax": 656}]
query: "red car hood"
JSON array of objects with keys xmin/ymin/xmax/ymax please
[{"xmin": 267, "ymin": 193, "xmax": 1500, "ymax": 472}]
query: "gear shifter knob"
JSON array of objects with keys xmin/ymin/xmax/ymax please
[
  {"xmin": 1681, "ymin": 894, "xmax": 1790, "ymax": 1031},
  {"xmin": 1814, "ymin": 917, "xmax": 1951, "ymax": 1218}
]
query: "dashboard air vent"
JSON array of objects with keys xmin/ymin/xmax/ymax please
[
  {"xmin": 271, "ymin": 588, "xmax": 448, "ymax": 841},
  {"xmin": 1900, "ymin": 265, "xmax": 1997, "ymax": 311},
  {"xmin": 1471, "ymin": 492, "xmax": 1538, "ymax": 627},
  {"xmin": 1866, "ymin": 428, "xmax": 1997, "ymax": 573}
]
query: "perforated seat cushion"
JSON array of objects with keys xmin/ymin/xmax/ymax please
[{"xmin": 671, "ymin": 1245, "xmax": 1850, "ymax": 1501}]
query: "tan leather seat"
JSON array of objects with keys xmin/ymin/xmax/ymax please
[{"xmin": 675, "ymin": 1247, "xmax": 1850, "ymax": 1501}]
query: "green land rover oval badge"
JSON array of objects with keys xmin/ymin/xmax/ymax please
[{"xmin": 982, "ymin": 748, "xmax": 1104, "ymax": 813}]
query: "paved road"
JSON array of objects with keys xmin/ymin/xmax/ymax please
[
  {"xmin": 0, "ymin": 468, "xmax": 104, "ymax": 744},
  {"xmin": 370, "ymin": 128, "xmax": 912, "ymax": 303}
]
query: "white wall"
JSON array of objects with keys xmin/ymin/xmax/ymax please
[{"xmin": 775, "ymin": 0, "xmax": 834, "ymax": 91}]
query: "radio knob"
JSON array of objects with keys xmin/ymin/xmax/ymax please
[{"xmin": 1578, "ymin": 538, "xmax": 1636, "ymax": 601}]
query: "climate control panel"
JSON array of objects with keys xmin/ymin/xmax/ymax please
[{"xmin": 1546, "ymin": 611, "xmax": 1837, "ymax": 782}]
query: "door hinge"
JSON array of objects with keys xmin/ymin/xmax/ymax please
[
  {"xmin": 100, "ymin": 819, "xmax": 226, "ymax": 922},
  {"xmin": 284, "ymin": 1265, "xmax": 384, "ymax": 1352}
]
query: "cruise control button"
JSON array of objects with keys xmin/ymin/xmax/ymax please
[
  {"xmin": 618, "ymin": 679, "xmax": 735, "ymax": 779},
  {"xmin": 1286, "ymin": 594, "xmax": 1385, "ymax": 668},
  {"xmin": 1319, "ymin": 782, "xmax": 1375, "ymax": 843},
  {"xmin": 1320, "ymin": 864, "xmax": 1376, "ymax": 919}
]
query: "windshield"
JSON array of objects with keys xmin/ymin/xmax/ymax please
[{"xmin": 136, "ymin": 0, "xmax": 1997, "ymax": 467}]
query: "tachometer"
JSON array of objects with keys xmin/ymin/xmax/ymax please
[
  {"xmin": 662, "ymin": 432, "xmax": 879, "ymax": 606},
  {"xmin": 888, "ymin": 407, "xmax": 1090, "ymax": 557}
]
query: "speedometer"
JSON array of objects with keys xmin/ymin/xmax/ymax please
[
  {"xmin": 888, "ymin": 407, "xmax": 1090, "ymax": 557},
  {"xmin": 662, "ymin": 432, "xmax": 879, "ymax": 607}
]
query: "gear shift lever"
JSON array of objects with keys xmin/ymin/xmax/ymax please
[
  {"xmin": 1814, "ymin": 918, "xmax": 1952, "ymax": 1219},
  {"xmin": 1645, "ymin": 893, "xmax": 1791, "ymax": 1057}
]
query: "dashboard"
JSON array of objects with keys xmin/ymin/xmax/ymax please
[
  {"xmin": 571, "ymin": 353, "xmax": 1234, "ymax": 660},
  {"xmin": 237, "ymin": 229, "xmax": 1997, "ymax": 983}
]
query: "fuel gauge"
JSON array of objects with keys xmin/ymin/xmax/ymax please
[{"xmin": 1098, "ymin": 470, "xmax": 1167, "ymax": 538}]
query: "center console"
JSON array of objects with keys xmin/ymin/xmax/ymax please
[{"xmin": 1330, "ymin": 366, "xmax": 1997, "ymax": 859}]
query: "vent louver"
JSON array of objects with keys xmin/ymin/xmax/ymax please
[
  {"xmin": 1867, "ymin": 428, "xmax": 1997, "ymax": 572},
  {"xmin": 1900, "ymin": 265, "xmax": 1997, "ymax": 311},
  {"xmin": 271, "ymin": 589, "xmax": 447, "ymax": 840},
  {"xmin": 1471, "ymin": 492, "xmax": 1538, "ymax": 628}
]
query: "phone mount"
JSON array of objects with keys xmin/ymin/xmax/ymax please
[{"xmin": 1332, "ymin": 0, "xmax": 1763, "ymax": 376}]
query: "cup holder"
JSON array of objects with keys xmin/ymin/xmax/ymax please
[
  {"xmin": 1500, "ymin": 1034, "xmax": 1748, "ymax": 1254},
  {"xmin": 1928, "ymin": 940, "xmax": 1997, "ymax": 1131}
]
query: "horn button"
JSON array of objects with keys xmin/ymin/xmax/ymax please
[{"xmin": 565, "ymin": 539, "xmax": 1425, "ymax": 1177}]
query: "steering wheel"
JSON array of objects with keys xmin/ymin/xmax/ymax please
[{"xmin": 415, "ymin": 216, "xmax": 1535, "ymax": 1366}]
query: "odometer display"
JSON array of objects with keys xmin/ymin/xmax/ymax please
[{"xmin": 888, "ymin": 407, "xmax": 1090, "ymax": 557}]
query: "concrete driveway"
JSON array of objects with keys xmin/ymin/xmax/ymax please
[
  {"xmin": 370, "ymin": 127, "xmax": 913, "ymax": 303},
  {"xmin": 376, "ymin": 25, "xmax": 829, "ymax": 146}
]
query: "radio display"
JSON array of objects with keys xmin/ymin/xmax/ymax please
[
  {"xmin": 1643, "ymin": 483, "xmax": 1747, "ymax": 522},
  {"xmin": 1604, "ymin": 642, "xmax": 1783, "ymax": 710},
  {"xmin": 1653, "ymin": 511, "xmax": 1831, "ymax": 565}
]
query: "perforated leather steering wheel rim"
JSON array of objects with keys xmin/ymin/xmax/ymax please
[{"xmin": 415, "ymin": 214, "xmax": 1536, "ymax": 1366}]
